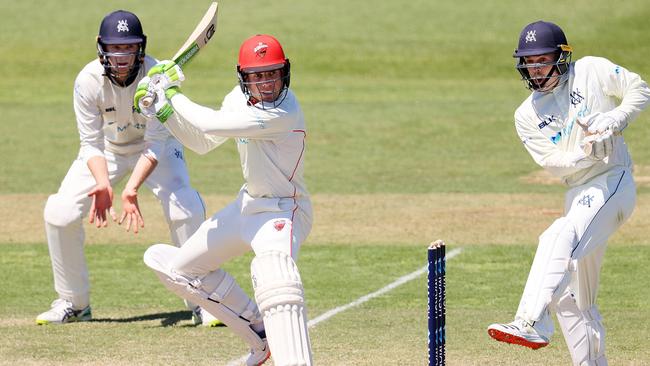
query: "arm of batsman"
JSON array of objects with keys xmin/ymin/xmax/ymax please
[{"xmin": 147, "ymin": 60, "xmax": 185, "ymax": 91}]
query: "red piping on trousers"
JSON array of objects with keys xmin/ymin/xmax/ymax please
[{"xmin": 288, "ymin": 129, "xmax": 305, "ymax": 257}]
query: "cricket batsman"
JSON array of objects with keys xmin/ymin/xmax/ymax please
[
  {"xmin": 135, "ymin": 34, "xmax": 314, "ymax": 365},
  {"xmin": 487, "ymin": 21, "xmax": 650, "ymax": 365},
  {"xmin": 37, "ymin": 10, "xmax": 221, "ymax": 327}
]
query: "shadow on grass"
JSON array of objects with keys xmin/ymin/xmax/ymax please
[{"xmin": 91, "ymin": 310, "xmax": 204, "ymax": 327}]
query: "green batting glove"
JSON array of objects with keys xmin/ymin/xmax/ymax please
[
  {"xmin": 156, "ymin": 103, "xmax": 174, "ymax": 123},
  {"xmin": 147, "ymin": 60, "xmax": 185, "ymax": 90},
  {"xmin": 165, "ymin": 86, "xmax": 182, "ymax": 100},
  {"xmin": 133, "ymin": 77, "xmax": 151, "ymax": 113},
  {"xmin": 155, "ymin": 87, "xmax": 183, "ymax": 123}
]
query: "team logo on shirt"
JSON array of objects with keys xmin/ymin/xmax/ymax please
[
  {"xmin": 570, "ymin": 89, "xmax": 584, "ymax": 107},
  {"xmin": 538, "ymin": 114, "xmax": 558, "ymax": 129},
  {"xmin": 578, "ymin": 194, "xmax": 594, "ymax": 208},
  {"xmin": 273, "ymin": 220, "xmax": 287, "ymax": 231},
  {"xmin": 174, "ymin": 148, "xmax": 184, "ymax": 161}
]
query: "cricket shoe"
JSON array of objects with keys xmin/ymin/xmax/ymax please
[
  {"xmin": 246, "ymin": 337, "xmax": 270, "ymax": 366},
  {"xmin": 487, "ymin": 319, "xmax": 549, "ymax": 350},
  {"xmin": 191, "ymin": 306, "xmax": 224, "ymax": 327},
  {"xmin": 36, "ymin": 299, "xmax": 92, "ymax": 325}
]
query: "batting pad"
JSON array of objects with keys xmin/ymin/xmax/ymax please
[
  {"xmin": 251, "ymin": 251, "xmax": 313, "ymax": 366},
  {"xmin": 556, "ymin": 291, "xmax": 607, "ymax": 365},
  {"xmin": 144, "ymin": 244, "xmax": 265, "ymax": 351}
]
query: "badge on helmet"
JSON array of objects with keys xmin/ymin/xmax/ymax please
[
  {"xmin": 96, "ymin": 10, "xmax": 147, "ymax": 87},
  {"xmin": 513, "ymin": 21, "xmax": 573, "ymax": 91},
  {"xmin": 237, "ymin": 34, "xmax": 291, "ymax": 109}
]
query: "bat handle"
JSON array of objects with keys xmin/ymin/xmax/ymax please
[{"xmin": 141, "ymin": 93, "xmax": 155, "ymax": 108}]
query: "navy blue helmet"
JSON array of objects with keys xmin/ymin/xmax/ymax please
[
  {"xmin": 513, "ymin": 21, "xmax": 572, "ymax": 91},
  {"xmin": 96, "ymin": 10, "xmax": 147, "ymax": 87}
]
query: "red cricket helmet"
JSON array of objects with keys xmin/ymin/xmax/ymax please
[{"xmin": 237, "ymin": 34, "xmax": 291, "ymax": 108}]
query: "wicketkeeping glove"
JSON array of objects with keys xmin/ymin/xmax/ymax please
[
  {"xmin": 585, "ymin": 112, "xmax": 627, "ymax": 135},
  {"xmin": 581, "ymin": 130, "xmax": 614, "ymax": 160},
  {"xmin": 147, "ymin": 60, "xmax": 185, "ymax": 91}
]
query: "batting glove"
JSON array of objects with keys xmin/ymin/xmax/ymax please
[
  {"xmin": 147, "ymin": 60, "xmax": 185, "ymax": 91},
  {"xmin": 134, "ymin": 77, "xmax": 153, "ymax": 114},
  {"xmin": 133, "ymin": 76, "xmax": 182, "ymax": 123},
  {"xmin": 155, "ymin": 87, "xmax": 183, "ymax": 123},
  {"xmin": 585, "ymin": 111, "xmax": 627, "ymax": 135}
]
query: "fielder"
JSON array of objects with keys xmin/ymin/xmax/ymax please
[
  {"xmin": 487, "ymin": 21, "xmax": 650, "ymax": 365},
  {"xmin": 37, "ymin": 10, "xmax": 221, "ymax": 327},
  {"xmin": 135, "ymin": 34, "xmax": 313, "ymax": 366}
]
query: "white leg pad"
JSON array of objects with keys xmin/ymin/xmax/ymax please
[
  {"xmin": 556, "ymin": 291, "xmax": 607, "ymax": 366},
  {"xmin": 144, "ymin": 244, "xmax": 265, "ymax": 350},
  {"xmin": 516, "ymin": 217, "xmax": 576, "ymax": 322},
  {"xmin": 251, "ymin": 251, "xmax": 312, "ymax": 366}
]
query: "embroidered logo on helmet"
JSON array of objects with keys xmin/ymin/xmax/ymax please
[
  {"xmin": 525, "ymin": 30, "xmax": 536, "ymax": 43},
  {"xmin": 253, "ymin": 42, "xmax": 268, "ymax": 58},
  {"xmin": 273, "ymin": 220, "xmax": 286, "ymax": 231},
  {"xmin": 117, "ymin": 19, "xmax": 129, "ymax": 32}
]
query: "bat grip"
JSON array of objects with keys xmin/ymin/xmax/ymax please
[{"xmin": 141, "ymin": 93, "xmax": 155, "ymax": 108}]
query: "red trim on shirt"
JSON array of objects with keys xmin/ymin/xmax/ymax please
[{"xmin": 288, "ymin": 130, "xmax": 306, "ymax": 182}]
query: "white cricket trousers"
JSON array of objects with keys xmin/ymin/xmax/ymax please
[
  {"xmin": 170, "ymin": 189, "xmax": 313, "ymax": 277},
  {"xmin": 43, "ymin": 138, "xmax": 205, "ymax": 308},
  {"xmin": 517, "ymin": 167, "xmax": 635, "ymax": 321}
]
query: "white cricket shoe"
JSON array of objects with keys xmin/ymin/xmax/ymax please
[
  {"xmin": 191, "ymin": 306, "xmax": 224, "ymax": 327},
  {"xmin": 246, "ymin": 338, "xmax": 270, "ymax": 366},
  {"xmin": 487, "ymin": 319, "xmax": 549, "ymax": 350},
  {"xmin": 36, "ymin": 299, "xmax": 92, "ymax": 325}
]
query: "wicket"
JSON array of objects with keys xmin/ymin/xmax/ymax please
[{"xmin": 428, "ymin": 240, "xmax": 446, "ymax": 366}]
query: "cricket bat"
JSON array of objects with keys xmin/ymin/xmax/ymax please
[{"xmin": 141, "ymin": 2, "xmax": 218, "ymax": 107}]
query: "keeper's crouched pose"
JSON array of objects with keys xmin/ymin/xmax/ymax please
[
  {"xmin": 37, "ymin": 10, "xmax": 217, "ymax": 326},
  {"xmin": 136, "ymin": 34, "xmax": 313, "ymax": 366}
]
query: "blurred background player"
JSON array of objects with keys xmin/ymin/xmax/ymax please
[
  {"xmin": 135, "ymin": 34, "xmax": 313, "ymax": 365},
  {"xmin": 487, "ymin": 20, "xmax": 650, "ymax": 365},
  {"xmin": 37, "ymin": 10, "xmax": 221, "ymax": 327}
]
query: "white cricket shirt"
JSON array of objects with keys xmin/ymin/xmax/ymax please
[
  {"xmin": 515, "ymin": 56, "xmax": 650, "ymax": 186},
  {"xmin": 170, "ymin": 87, "xmax": 309, "ymax": 200},
  {"xmin": 73, "ymin": 55, "xmax": 170, "ymax": 162}
]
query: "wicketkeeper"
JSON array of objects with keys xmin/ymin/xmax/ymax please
[
  {"xmin": 487, "ymin": 21, "xmax": 650, "ymax": 365},
  {"xmin": 135, "ymin": 34, "xmax": 314, "ymax": 366},
  {"xmin": 37, "ymin": 10, "xmax": 221, "ymax": 327}
]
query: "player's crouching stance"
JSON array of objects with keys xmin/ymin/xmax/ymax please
[
  {"xmin": 487, "ymin": 21, "xmax": 650, "ymax": 365},
  {"xmin": 36, "ymin": 10, "xmax": 219, "ymax": 326},
  {"xmin": 136, "ymin": 34, "xmax": 313, "ymax": 366}
]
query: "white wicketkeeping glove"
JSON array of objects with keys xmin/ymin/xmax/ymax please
[
  {"xmin": 581, "ymin": 130, "xmax": 614, "ymax": 161},
  {"xmin": 584, "ymin": 112, "xmax": 627, "ymax": 135}
]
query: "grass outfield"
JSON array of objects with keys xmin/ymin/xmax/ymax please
[
  {"xmin": 1, "ymin": 244, "xmax": 648, "ymax": 365},
  {"xmin": 2, "ymin": 0, "xmax": 650, "ymax": 365}
]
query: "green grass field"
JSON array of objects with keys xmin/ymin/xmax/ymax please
[{"xmin": 1, "ymin": 0, "xmax": 650, "ymax": 365}]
